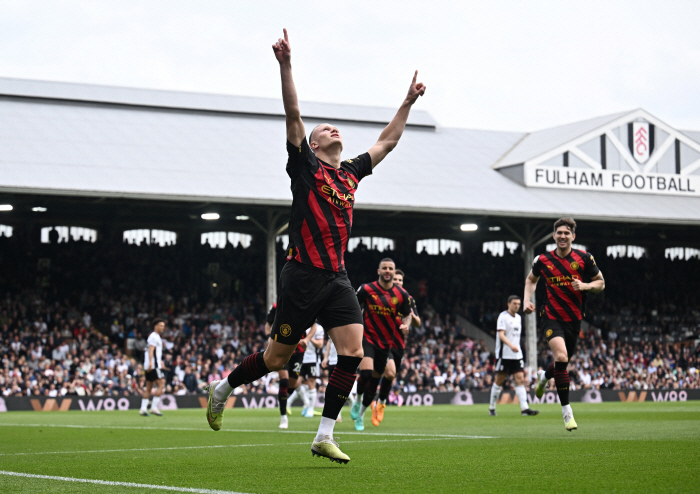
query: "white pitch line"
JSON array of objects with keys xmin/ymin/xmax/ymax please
[
  {"xmin": 0, "ymin": 423, "xmax": 495, "ymax": 439},
  {"xmin": 0, "ymin": 470, "xmax": 251, "ymax": 494},
  {"xmin": 0, "ymin": 437, "xmax": 466, "ymax": 457}
]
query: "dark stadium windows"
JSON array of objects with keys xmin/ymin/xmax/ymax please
[
  {"xmin": 607, "ymin": 245, "xmax": 646, "ymax": 259},
  {"xmin": 348, "ymin": 237, "xmax": 394, "ymax": 252},
  {"xmin": 665, "ymin": 247, "xmax": 700, "ymax": 261},
  {"xmin": 200, "ymin": 232, "xmax": 252, "ymax": 249},
  {"xmin": 0, "ymin": 225, "xmax": 12, "ymax": 237},
  {"xmin": 416, "ymin": 239, "xmax": 461, "ymax": 255},
  {"xmin": 123, "ymin": 229, "xmax": 176, "ymax": 246},
  {"xmin": 482, "ymin": 241, "xmax": 519, "ymax": 257},
  {"xmin": 40, "ymin": 226, "xmax": 96, "ymax": 243}
]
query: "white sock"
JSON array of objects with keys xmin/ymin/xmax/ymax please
[
  {"xmin": 562, "ymin": 404, "xmax": 573, "ymax": 419},
  {"xmin": 300, "ymin": 384, "xmax": 310, "ymax": 408},
  {"xmin": 214, "ymin": 379, "xmax": 233, "ymax": 402},
  {"xmin": 288, "ymin": 388, "xmax": 299, "ymax": 406},
  {"xmin": 315, "ymin": 417, "xmax": 336, "ymax": 441},
  {"xmin": 489, "ymin": 383, "xmax": 502, "ymax": 410},
  {"xmin": 359, "ymin": 404, "xmax": 367, "ymax": 417},
  {"xmin": 515, "ymin": 385, "xmax": 528, "ymax": 411},
  {"xmin": 308, "ymin": 388, "xmax": 317, "ymax": 409},
  {"xmin": 140, "ymin": 398, "xmax": 149, "ymax": 412},
  {"xmin": 151, "ymin": 396, "xmax": 160, "ymax": 410},
  {"xmin": 378, "ymin": 398, "xmax": 386, "ymax": 405}
]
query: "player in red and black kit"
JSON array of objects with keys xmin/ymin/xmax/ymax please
[
  {"xmin": 264, "ymin": 304, "xmax": 309, "ymax": 429},
  {"xmin": 524, "ymin": 217, "xmax": 605, "ymax": 431},
  {"xmin": 204, "ymin": 28, "xmax": 425, "ymax": 464},
  {"xmin": 371, "ymin": 268, "xmax": 421, "ymax": 425},
  {"xmin": 351, "ymin": 258, "xmax": 411, "ymax": 431}
]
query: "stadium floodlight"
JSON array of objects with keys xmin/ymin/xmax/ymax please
[
  {"xmin": 201, "ymin": 213, "xmax": 220, "ymax": 220},
  {"xmin": 32, "ymin": 207, "xmax": 47, "ymax": 212},
  {"xmin": 0, "ymin": 204, "xmax": 12, "ymax": 211},
  {"xmin": 460, "ymin": 223, "xmax": 478, "ymax": 232},
  {"xmin": 236, "ymin": 215, "xmax": 249, "ymax": 221},
  {"xmin": 489, "ymin": 226, "xmax": 501, "ymax": 231}
]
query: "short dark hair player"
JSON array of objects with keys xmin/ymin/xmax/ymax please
[
  {"xmin": 523, "ymin": 217, "xmax": 605, "ymax": 431},
  {"xmin": 204, "ymin": 29, "xmax": 426, "ymax": 464}
]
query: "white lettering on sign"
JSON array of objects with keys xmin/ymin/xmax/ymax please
[
  {"xmin": 632, "ymin": 122, "xmax": 650, "ymax": 164},
  {"xmin": 525, "ymin": 165, "xmax": 700, "ymax": 197}
]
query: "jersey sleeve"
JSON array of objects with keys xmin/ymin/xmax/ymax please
[
  {"xmin": 583, "ymin": 252, "xmax": 600, "ymax": 278},
  {"xmin": 147, "ymin": 333, "xmax": 158, "ymax": 347},
  {"xmin": 356, "ymin": 284, "xmax": 368, "ymax": 305},
  {"xmin": 399, "ymin": 290, "xmax": 411, "ymax": 317},
  {"xmin": 286, "ymin": 138, "xmax": 315, "ymax": 179},
  {"xmin": 409, "ymin": 296, "xmax": 418, "ymax": 314},
  {"xmin": 531, "ymin": 255, "xmax": 544, "ymax": 277},
  {"xmin": 266, "ymin": 306, "xmax": 276, "ymax": 325},
  {"xmin": 496, "ymin": 313, "xmax": 506, "ymax": 331},
  {"xmin": 342, "ymin": 152, "xmax": 373, "ymax": 182}
]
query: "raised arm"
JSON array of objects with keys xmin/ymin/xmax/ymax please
[
  {"xmin": 272, "ymin": 28, "xmax": 305, "ymax": 146},
  {"xmin": 367, "ymin": 70, "xmax": 426, "ymax": 169}
]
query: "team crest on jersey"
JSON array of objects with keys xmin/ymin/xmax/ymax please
[
  {"xmin": 348, "ymin": 178, "xmax": 356, "ymax": 188},
  {"xmin": 391, "ymin": 297, "xmax": 398, "ymax": 305},
  {"xmin": 570, "ymin": 261, "xmax": 580, "ymax": 270},
  {"xmin": 280, "ymin": 324, "xmax": 292, "ymax": 337},
  {"xmin": 546, "ymin": 329, "xmax": 553, "ymax": 338}
]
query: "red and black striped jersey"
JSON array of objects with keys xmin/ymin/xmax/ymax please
[
  {"xmin": 532, "ymin": 249, "xmax": 600, "ymax": 322},
  {"xmin": 393, "ymin": 293, "xmax": 418, "ymax": 349},
  {"xmin": 356, "ymin": 281, "xmax": 411, "ymax": 350},
  {"xmin": 286, "ymin": 138, "xmax": 372, "ymax": 272}
]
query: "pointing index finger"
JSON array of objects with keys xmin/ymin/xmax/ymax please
[
  {"xmin": 283, "ymin": 28, "xmax": 289, "ymax": 42},
  {"xmin": 412, "ymin": 70, "xmax": 418, "ymax": 84}
]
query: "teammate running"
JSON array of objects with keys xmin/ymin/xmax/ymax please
[
  {"xmin": 524, "ymin": 217, "xmax": 605, "ymax": 431},
  {"xmin": 371, "ymin": 269, "xmax": 420, "ymax": 426},
  {"xmin": 140, "ymin": 318, "xmax": 165, "ymax": 417},
  {"xmin": 204, "ymin": 28, "xmax": 425, "ymax": 464},
  {"xmin": 300, "ymin": 323, "xmax": 325, "ymax": 418},
  {"xmin": 352, "ymin": 258, "xmax": 412, "ymax": 431},
  {"xmin": 488, "ymin": 295, "xmax": 539, "ymax": 417},
  {"xmin": 264, "ymin": 304, "xmax": 310, "ymax": 429}
]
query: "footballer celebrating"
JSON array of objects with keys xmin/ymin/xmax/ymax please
[
  {"xmin": 524, "ymin": 217, "xmax": 605, "ymax": 431},
  {"xmin": 352, "ymin": 258, "xmax": 412, "ymax": 431},
  {"xmin": 204, "ymin": 28, "xmax": 425, "ymax": 464}
]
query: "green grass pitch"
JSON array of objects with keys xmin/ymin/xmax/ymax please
[{"xmin": 0, "ymin": 402, "xmax": 698, "ymax": 493}]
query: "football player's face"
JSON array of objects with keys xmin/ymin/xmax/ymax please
[
  {"xmin": 508, "ymin": 299, "xmax": 521, "ymax": 313},
  {"xmin": 553, "ymin": 226, "xmax": 575, "ymax": 249},
  {"xmin": 378, "ymin": 262, "xmax": 395, "ymax": 282},
  {"xmin": 393, "ymin": 274, "xmax": 404, "ymax": 287}
]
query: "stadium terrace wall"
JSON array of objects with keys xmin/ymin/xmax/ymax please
[{"xmin": 2, "ymin": 389, "xmax": 698, "ymax": 412}]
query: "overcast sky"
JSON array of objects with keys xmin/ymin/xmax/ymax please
[{"xmin": 1, "ymin": 1, "xmax": 698, "ymax": 132}]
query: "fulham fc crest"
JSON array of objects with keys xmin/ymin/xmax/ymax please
[{"xmin": 631, "ymin": 121, "xmax": 651, "ymax": 164}]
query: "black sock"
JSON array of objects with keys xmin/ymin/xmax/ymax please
[
  {"xmin": 544, "ymin": 361, "xmax": 555, "ymax": 380},
  {"xmin": 322, "ymin": 355, "xmax": 362, "ymax": 420},
  {"xmin": 378, "ymin": 377, "xmax": 393, "ymax": 402},
  {"xmin": 553, "ymin": 361, "xmax": 570, "ymax": 406},
  {"xmin": 356, "ymin": 369, "xmax": 372, "ymax": 400},
  {"xmin": 362, "ymin": 376, "xmax": 381, "ymax": 408},
  {"xmin": 278, "ymin": 378, "xmax": 288, "ymax": 416},
  {"xmin": 227, "ymin": 352, "xmax": 269, "ymax": 389}
]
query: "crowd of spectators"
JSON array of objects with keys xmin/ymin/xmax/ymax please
[{"xmin": 0, "ymin": 232, "xmax": 698, "ymax": 400}]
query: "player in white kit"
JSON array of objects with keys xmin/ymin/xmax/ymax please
[
  {"xmin": 299, "ymin": 323, "xmax": 325, "ymax": 418},
  {"xmin": 489, "ymin": 296, "xmax": 539, "ymax": 417},
  {"xmin": 140, "ymin": 318, "xmax": 166, "ymax": 416}
]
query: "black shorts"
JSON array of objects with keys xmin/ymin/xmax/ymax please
[
  {"xmin": 387, "ymin": 347, "xmax": 405, "ymax": 369},
  {"xmin": 144, "ymin": 368, "xmax": 164, "ymax": 382},
  {"xmin": 541, "ymin": 318, "xmax": 580, "ymax": 361},
  {"xmin": 494, "ymin": 358, "xmax": 525, "ymax": 375},
  {"xmin": 271, "ymin": 261, "xmax": 363, "ymax": 345},
  {"xmin": 283, "ymin": 351, "xmax": 304, "ymax": 379},
  {"xmin": 301, "ymin": 362, "xmax": 320, "ymax": 380},
  {"xmin": 362, "ymin": 339, "xmax": 392, "ymax": 374}
]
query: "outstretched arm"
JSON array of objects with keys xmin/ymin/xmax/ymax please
[
  {"xmin": 273, "ymin": 28, "xmax": 305, "ymax": 147},
  {"xmin": 523, "ymin": 271, "xmax": 539, "ymax": 314},
  {"xmin": 367, "ymin": 70, "xmax": 426, "ymax": 169}
]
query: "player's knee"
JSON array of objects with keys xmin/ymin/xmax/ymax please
[
  {"xmin": 554, "ymin": 353, "xmax": 568, "ymax": 363},
  {"xmin": 384, "ymin": 369, "xmax": 396, "ymax": 380},
  {"xmin": 264, "ymin": 355, "xmax": 287, "ymax": 371}
]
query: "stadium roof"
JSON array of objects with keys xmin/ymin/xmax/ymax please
[{"xmin": 1, "ymin": 77, "xmax": 700, "ymax": 225}]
